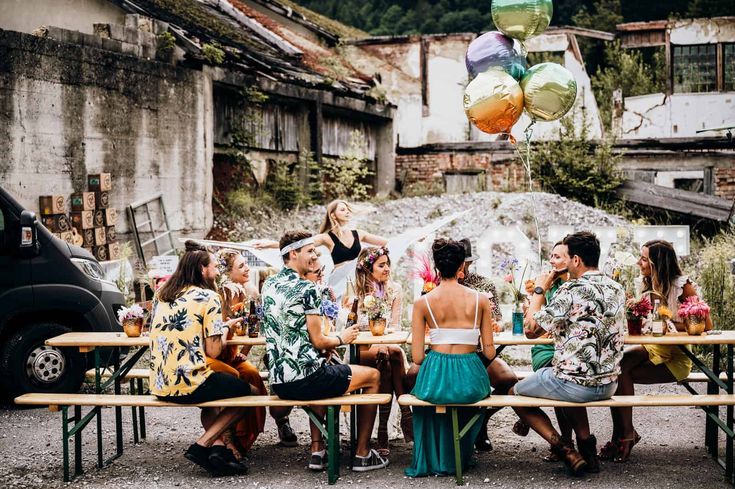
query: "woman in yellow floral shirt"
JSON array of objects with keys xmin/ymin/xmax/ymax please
[{"xmin": 150, "ymin": 241, "xmax": 251, "ymax": 477}]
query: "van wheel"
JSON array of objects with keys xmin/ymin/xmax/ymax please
[{"xmin": 0, "ymin": 323, "xmax": 86, "ymax": 400}]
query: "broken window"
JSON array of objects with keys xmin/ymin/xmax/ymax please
[
  {"xmin": 673, "ymin": 44, "xmax": 717, "ymax": 93},
  {"xmin": 725, "ymin": 43, "xmax": 735, "ymax": 92}
]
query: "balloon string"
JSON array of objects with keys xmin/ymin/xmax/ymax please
[{"xmin": 519, "ymin": 120, "xmax": 542, "ymax": 266}]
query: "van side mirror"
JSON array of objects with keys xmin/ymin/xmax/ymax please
[{"xmin": 19, "ymin": 210, "xmax": 40, "ymax": 257}]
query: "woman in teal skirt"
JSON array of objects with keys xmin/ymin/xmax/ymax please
[{"xmin": 406, "ymin": 238, "xmax": 495, "ymax": 478}]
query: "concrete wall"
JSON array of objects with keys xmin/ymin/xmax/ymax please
[
  {"xmin": 620, "ymin": 92, "xmax": 735, "ymax": 139},
  {"xmin": 0, "ymin": 29, "xmax": 214, "ymax": 235},
  {"xmin": 345, "ymin": 31, "xmax": 603, "ymax": 150},
  {"xmin": 0, "ymin": 0, "xmax": 126, "ymax": 35}
]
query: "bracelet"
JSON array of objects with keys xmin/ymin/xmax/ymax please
[{"xmin": 337, "ymin": 335, "xmax": 344, "ymax": 346}]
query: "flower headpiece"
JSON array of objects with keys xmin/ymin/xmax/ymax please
[
  {"xmin": 361, "ymin": 247, "xmax": 389, "ymax": 270},
  {"xmin": 410, "ymin": 250, "xmax": 440, "ymax": 293}
]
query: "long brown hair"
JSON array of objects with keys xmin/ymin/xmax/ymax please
[
  {"xmin": 156, "ymin": 241, "xmax": 216, "ymax": 303},
  {"xmin": 319, "ymin": 199, "xmax": 352, "ymax": 235},
  {"xmin": 641, "ymin": 239, "xmax": 683, "ymax": 305},
  {"xmin": 355, "ymin": 246, "xmax": 390, "ymax": 299}
]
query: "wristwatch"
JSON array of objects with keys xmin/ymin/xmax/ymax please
[{"xmin": 533, "ymin": 286, "xmax": 545, "ymax": 296}]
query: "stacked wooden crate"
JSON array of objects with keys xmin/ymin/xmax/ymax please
[{"xmin": 39, "ymin": 172, "xmax": 120, "ymax": 261}]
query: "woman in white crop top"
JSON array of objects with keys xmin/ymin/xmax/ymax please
[{"xmin": 405, "ymin": 238, "xmax": 494, "ymax": 478}]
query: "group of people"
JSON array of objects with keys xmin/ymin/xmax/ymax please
[{"xmin": 146, "ymin": 199, "xmax": 712, "ymax": 478}]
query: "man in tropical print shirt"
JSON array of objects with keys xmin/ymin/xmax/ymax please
[
  {"xmin": 509, "ymin": 231, "xmax": 626, "ymax": 475},
  {"xmin": 262, "ymin": 230, "xmax": 389, "ymax": 473}
]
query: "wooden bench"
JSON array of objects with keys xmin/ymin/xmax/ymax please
[
  {"xmin": 84, "ymin": 369, "xmax": 270, "ymax": 381},
  {"xmin": 15, "ymin": 392, "xmax": 392, "ymax": 485},
  {"xmin": 398, "ymin": 393, "xmax": 735, "ymax": 485},
  {"xmin": 513, "ymin": 371, "xmax": 728, "ymax": 383}
]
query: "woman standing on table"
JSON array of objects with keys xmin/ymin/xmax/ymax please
[
  {"xmin": 350, "ymin": 246, "xmax": 413, "ymax": 456},
  {"xmin": 254, "ymin": 200, "xmax": 388, "ymax": 266},
  {"xmin": 601, "ymin": 239, "xmax": 713, "ymax": 462},
  {"xmin": 406, "ymin": 238, "xmax": 494, "ymax": 478},
  {"xmin": 209, "ymin": 250, "xmax": 296, "ymax": 459}
]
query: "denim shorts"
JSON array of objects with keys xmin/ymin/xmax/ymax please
[{"xmin": 514, "ymin": 367, "xmax": 617, "ymax": 402}]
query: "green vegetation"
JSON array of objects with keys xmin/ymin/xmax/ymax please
[
  {"xmin": 689, "ymin": 230, "xmax": 735, "ymax": 330},
  {"xmin": 525, "ymin": 115, "xmax": 623, "ymax": 208},
  {"xmin": 201, "ymin": 42, "xmax": 225, "ymax": 65},
  {"xmin": 592, "ymin": 41, "xmax": 666, "ymax": 129}
]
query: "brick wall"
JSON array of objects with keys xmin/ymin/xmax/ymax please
[
  {"xmin": 396, "ymin": 150, "xmax": 526, "ymax": 191},
  {"xmin": 715, "ymin": 167, "xmax": 735, "ymax": 201}
]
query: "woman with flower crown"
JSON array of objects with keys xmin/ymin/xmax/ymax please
[
  {"xmin": 349, "ymin": 246, "xmax": 413, "ymax": 456},
  {"xmin": 210, "ymin": 250, "xmax": 296, "ymax": 458},
  {"xmin": 601, "ymin": 240, "xmax": 712, "ymax": 463}
]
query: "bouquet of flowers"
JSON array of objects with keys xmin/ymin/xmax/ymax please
[
  {"xmin": 627, "ymin": 296, "xmax": 653, "ymax": 320},
  {"xmin": 410, "ymin": 250, "xmax": 440, "ymax": 294},
  {"xmin": 117, "ymin": 303, "xmax": 145, "ymax": 324},
  {"xmin": 678, "ymin": 296, "xmax": 710, "ymax": 322},
  {"xmin": 362, "ymin": 293, "xmax": 391, "ymax": 321},
  {"xmin": 321, "ymin": 298, "xmax": 340, "ymax": 321},
  {"xmin": 500, "ymin": 257, "xmax": 527, "ymax": 306}
]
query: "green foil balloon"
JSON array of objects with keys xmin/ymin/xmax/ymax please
[
  {"xmin": 491, "ymin": 0, "xmax": 553, "ymax": 41},
  {"xmin": 464, "ymin": 68, "xmax": 524, "ymax": 134},
  {"xmin": 520, "ymin": 62, "xmax": 577, "ymax": 121}
]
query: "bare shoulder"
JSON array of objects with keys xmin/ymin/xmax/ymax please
[{"xmin": 314, "ymin": 232, "xmax": 334, "ymax": 249}]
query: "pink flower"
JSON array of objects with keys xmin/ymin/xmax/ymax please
[{"xmin": 504, "ymin": 274, "xmax": 513, "ymax": 283}]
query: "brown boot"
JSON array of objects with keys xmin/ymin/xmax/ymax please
[
  {"xmin": 550, "ymin": 434, "xmax": 587, "ymax": 476},
  {"xmin": 577, "ymin": 435, "xmax": 600, "ymax": 473}
]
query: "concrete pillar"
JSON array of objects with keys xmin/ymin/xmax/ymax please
[{"xmin": 375, "ymin": 119, "xmax": 395, "ymax": 196}]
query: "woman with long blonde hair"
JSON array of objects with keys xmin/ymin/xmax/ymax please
[
  {"xmin": 209, "ymin": 250, "xmax": 296, "ymax": 457},
  {"xmin": 254, "ymin": 200, "xmax": 387, "ymax": 266},
  {"xmin": 602, "ymin": 239, "xmax": 712, "ymax": 463}
]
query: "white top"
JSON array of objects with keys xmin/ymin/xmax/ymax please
[{"xmin": 425, "ymin": 291, "xmax": 481, "ymax": 346}]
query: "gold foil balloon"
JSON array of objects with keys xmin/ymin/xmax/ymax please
[
  {"xmin": 520, "ymin": 62, "xmax": 577, "ymax": 121},
  {"xmin": 491, "ymin": 0, "xmax": 553, "ymax": 41},
  {"xmin": 464, "ymin": 68, "xmax": 524, "ymax": 134}
]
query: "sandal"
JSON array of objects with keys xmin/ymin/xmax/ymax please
[
  {"xmin": 544, "ymin": 437, "xmax": 573, "ymax": 462},
  {"xmin": 598, "ymin": 440, "xmax": 619, "ymax": 461},
  {"xmin": 613, "ymin": 431, "xmax": 641, "ymax": 463},
  {"xmin": 221, "ymin": 428, "xmax": 246, "ymax": 461}
]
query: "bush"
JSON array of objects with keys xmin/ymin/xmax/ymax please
[
  {"xmin": 320, "ymin": 130, "xmax": 373, "ymax": 201},
  {"xmin": 525, "ymin": 116, "xmax": 623, "ymax": 208},
  {"xmin": 265, "ymin": 161, "xmax": 309, "ymax": 210},
  {"xmin": 693, "ymin": 230, "xmax": 735, "ymax": 330}
]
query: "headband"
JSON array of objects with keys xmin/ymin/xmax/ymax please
[{"xmin": 280, "ymin": 237, "xmax": 315, "ymax": 256}]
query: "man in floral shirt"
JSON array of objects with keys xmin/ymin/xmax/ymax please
[
  {"xmin": 510, "ymin": 231, "xmax": 626, "ymax": 475},
  {"xmin": 262, "ymin": 230, "xmax": 388, "ymax": 473}
]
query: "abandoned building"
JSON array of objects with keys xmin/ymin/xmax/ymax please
[{"xmin": 0, "ymin": 0, "xmax": 395, "ymax": 245}]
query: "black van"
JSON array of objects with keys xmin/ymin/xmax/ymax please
[{"xmin": 0, "ymin": 186, "xmax": 125, "ymax": 398}]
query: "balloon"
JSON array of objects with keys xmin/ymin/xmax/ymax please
[
  {"xmin": 464, "ymin": 68, "xmax": 524, "ymax": 134},
  {"xmin": 466, "ymin": 31, "xmax": 527, "ymax": 81},
  {"xmin": 520, "ymin": 62, "xmax": 577, "ymax": 121},
  {"xmin": 491, "ymin": 0, "xmax": 553, "ymax": 41}
]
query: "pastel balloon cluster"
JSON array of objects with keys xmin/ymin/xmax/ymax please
[{"xmin": 464, "ymin": 0, "xmax": 578, "ymax": 134}]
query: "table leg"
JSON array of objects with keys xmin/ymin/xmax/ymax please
[
  {"xmin": 707, "ymin": 345, "xmax": 721, "ymax": 458},
  {"xmin": 327, "ymin": 406, "xmax": 339, "ymax": 484},
  {"xmin": 349, "ymin": 344, "xmax": 359, "ymax": 468},
  {"xmin": 113, "ymin": 346, "xmax": 123, "ymax": 457},
  {"xmin": 137, "ymin": 378, "xmax": 147, "ymax": 439},
  {"xmin": 94, "ymin": 350, "xmax": 103, "ymax": 469},
  {"xmin": 74, "ymin": 405, "xmax": 82, "ymax": 475},
  {"xmin": 130, "ymin": 379, "xmax": 139, "ymax": 444},
  {"xmin": 727, "ymin": 345, "xmax": 734, "ymax": 483}
]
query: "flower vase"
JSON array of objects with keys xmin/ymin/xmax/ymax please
[
  {"xmin": 626, "ymin": 316, "xmax": 643, "ymax": 336},
  {"xmin": 369, "ymin": 318, "xmax": 386, "ymax": 336},
  {"xmin": 512, "ymin": 303, "xmax": 524, "ymax": 336},
  {"xmin": 123, "ymin": 318, "xmax": 143, "ymax": 338},
  {"xmin": 685, "ymin": 316, "xmax": 706, "ymax": 336}
]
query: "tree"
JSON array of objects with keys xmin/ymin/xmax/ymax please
[
  {"xmin": 372, "ymin": 5, "xmax": 404, "ymax": 35},
  {"xmin": 572, "ymin": 0, "xmax": 623, "ymax": 33},
  {"xmin": 591, "ymin": 41, "xmax": 665, "ymax": 130},
  {"xmin": 687, "ymin": 0, "xmax": 734, "ymax": 17}
]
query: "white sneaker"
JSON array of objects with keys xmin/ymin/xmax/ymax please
[{"xmin": 352, "ymin": 449, "xmax": 389, "ymax": 472}]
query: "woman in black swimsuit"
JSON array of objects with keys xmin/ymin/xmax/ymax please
[
  {"xmin": 317, "ymin": 200, "xmax": 387, "ymax": 266},
  {"xmin": 253, "ymin": 200, "xmax": 387, "ymax": 266}
]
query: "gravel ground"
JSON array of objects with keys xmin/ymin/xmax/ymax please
[
  {"xmin": 1, "ymin": 372, "xmax": 730, "ymax": 489},
  {"xmin": 217, "ymin": 191, "xmax": 627, "ymax": 250}
]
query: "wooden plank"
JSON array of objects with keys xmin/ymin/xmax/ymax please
[
  {"xmin": 398, "ymin": 394, "xmax": 735, "ymax": 409},
  {"xmin": 14, "ymin": 393, "xmax": 393, "ymax": 408},
  {"xmin": 512, "ymin": 371, "xmax": 727, "ymax": 383},
  {"xmin": 47, "ymin": 332, "xmax": 267, "ymax": 348},
  {"xmin": 410, "ymin": 331, "xmax": 735, "ymax": 346},
  {"xmin": 617, "ymin": 180, "xmax": 732, "ymax": 222},
  {"xmin": 352, "ymin": 331, "xmax": 408, "ymax": 345},
  {"xmin": 84, "ymin": 368, "xmax": 268, "ymax": 381}
]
